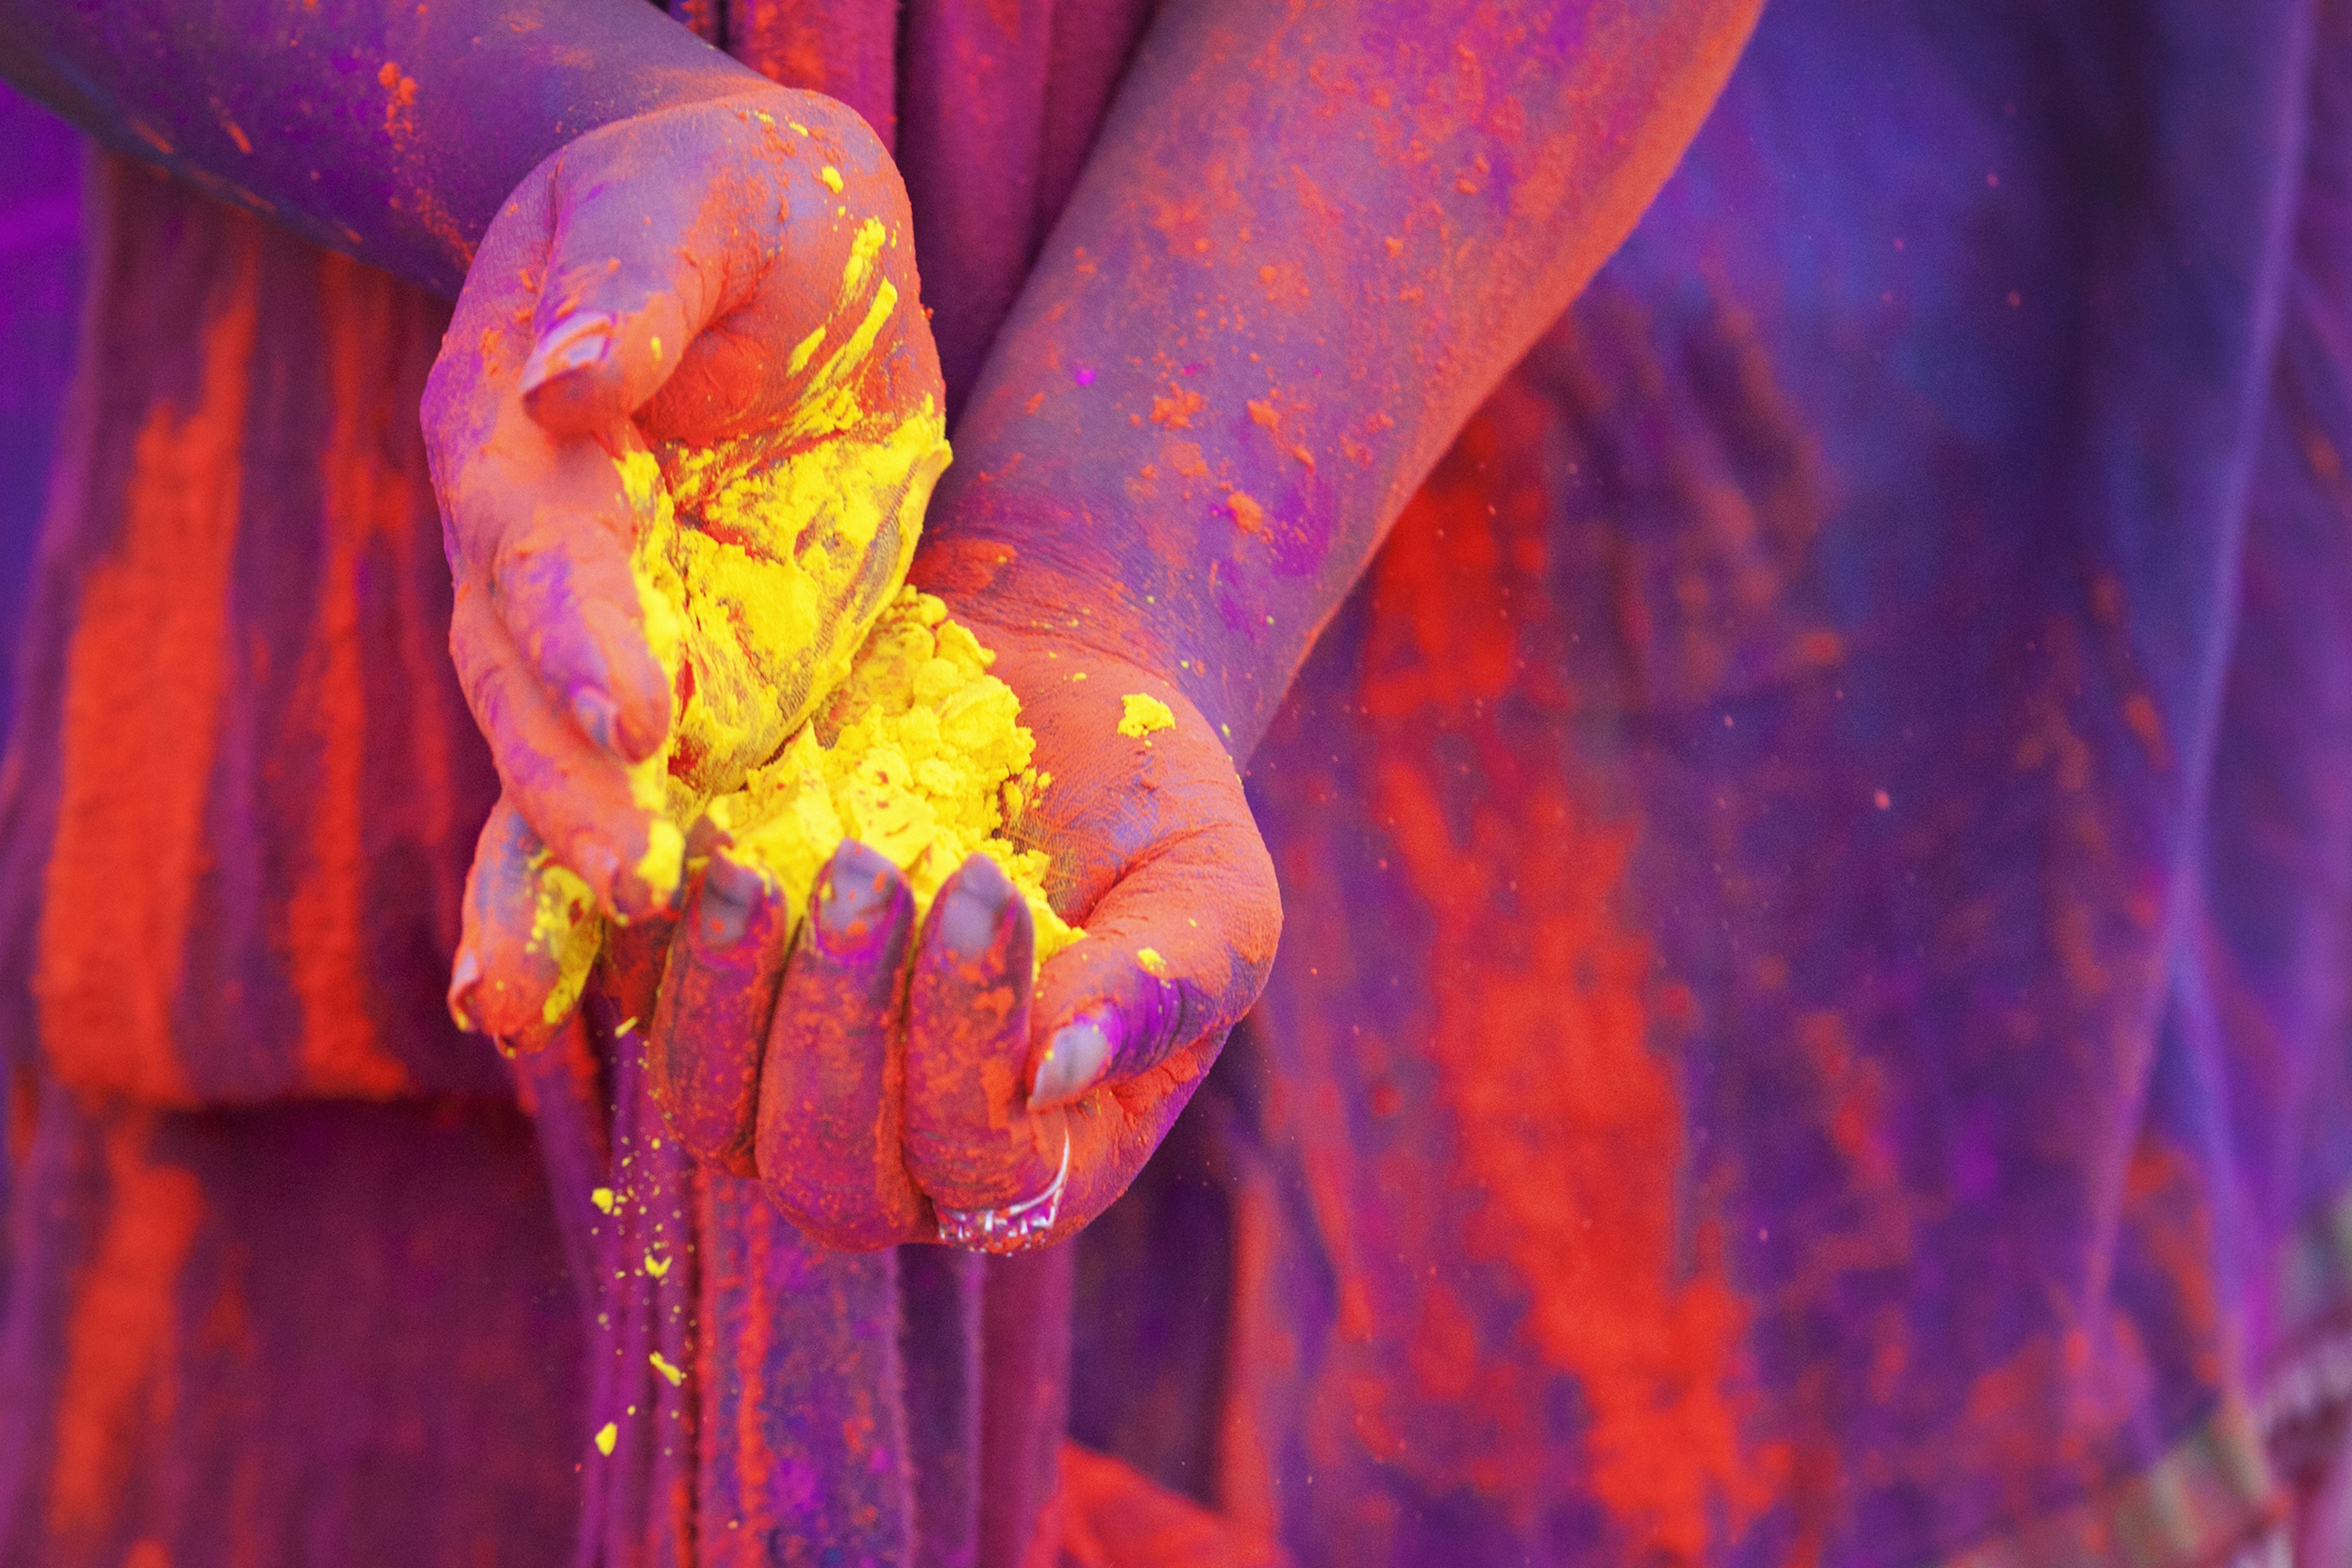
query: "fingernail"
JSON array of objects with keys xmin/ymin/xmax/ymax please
[
  {"xmin": 570, "ymin": 687, "xmax": 621, "ymax": 753},
  {"xmin": 814, "ymin": 848, "xmax": 895, "ymax": 957},
  {"xmin": 571, "ymin": 837, "xmax": 625, "ymax": 911},
  {"xmin": 1029, "ymin": 1011, "xmax": 1117, "ymax": 1109},
  {"xmin": 935, "ymin": 883, "xmax": 1004, "ymax": 956},
  {"xmin": 935, "ymin": 859, "xmax": 1016, "ymax": 956},
  {"xmin": 611, "ymin": 862, "xmax": 657, "ymax": 922},
  {"xmin": 698, "ymin": 854, "xmax": 767, "ymax": 946},
  {"xmin": 520, "ymin": 314, "xmax": 613, "ymax": 396},
  {"xmin": 447, "ymin": 947, "xmax": 482, "ymax": 1032}
]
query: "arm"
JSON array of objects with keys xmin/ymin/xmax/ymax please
[
  {"xmin": 926, "ymin": 0, "xmax": 1760, "ymax": 755},
  {"xmin": 0, "ymin": 0, "xmax": 759, "ymax": 294}
]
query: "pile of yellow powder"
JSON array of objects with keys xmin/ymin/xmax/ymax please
[{"xmin": 527, "ymin": 213, "xmax": 1077, "ymax": 1024}]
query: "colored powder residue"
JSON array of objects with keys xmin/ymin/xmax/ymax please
[
  {"xmin": 619, "ymin": 216, "xmax": 949, "ymax": 839},
  {"xmin": 532, "ymin": 854, "xmax": 601, "ymax": 1026},
  {"xmin": 707, "ymin": 587, "xmax": 1080, "ymax": 960},
  {"xmin": 594, "ymin": 1422, "xmax": 619, "ymax": 1457},
  {"xmin": 527, "ymin": 216, "xmax": 1079, "ymax": 1005},
  {"xmin": 1117, "ymin": 693, "xmax": 1175, "ymax": 738}
]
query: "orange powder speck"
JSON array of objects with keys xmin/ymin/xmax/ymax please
[
  {"xmin": 1227, "ymin": 491, "xmax": 1268, "ymax": 536},
  {"xmin": 2121, "ymin": 692, "xmax": 2169, "ymax": 766},
  {"xmin": 1150, "ymin": 388, "xmax": 1205, "ymax": 428}
]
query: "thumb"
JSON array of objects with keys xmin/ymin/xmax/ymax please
[
  {"xmin": 450, "ymin": 793, "xmax": 603, "ymax": 1052},
  {"xmin": 1023, "ymin": 778, "xmax": 1282, "ymax": 1112},
  {"xmin": 514, "ymin": 123, "xmax": 752, "ymax": 435}
]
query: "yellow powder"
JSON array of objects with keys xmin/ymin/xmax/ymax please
[
  {"xmin": 595, "ymin": 1423, "xmax": 618, "ymax": 1457},
  {"xmin": 522, "ymin": 214, "xmax": 1079, "ymax": 1010},
  {"xmin": 707, "ymin": 587, "xmax": 1079, "ymax": 960},
  {"xmin": 1137, "ymin": 947, "xmax": 1168, "ymax": 978},
  {"xmin": 533, "ymin": 854, "xmax": 602, "ymax": 1025},
  {"xmin": 1117, "ymin": 693, "xmax": 1175, "ymax": 739}
]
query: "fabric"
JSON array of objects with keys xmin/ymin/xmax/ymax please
[{"xmin": 1068, "ymin": 1, "xmax": 2352, "ymax": 1564}]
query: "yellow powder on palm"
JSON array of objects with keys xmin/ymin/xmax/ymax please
[{"xmin": 527, "ymin": 214, "xmax": 1077, "ymax": 1021}]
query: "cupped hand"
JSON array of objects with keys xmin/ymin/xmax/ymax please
[
  {"xmin": 646, "ymin": 618, "xmax": 1282, "ymax": 1250},
  {"xmin": 423, "ymin": 85, "xmax": 943, "ymax": 1019}
]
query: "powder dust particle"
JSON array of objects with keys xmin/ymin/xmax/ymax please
[
  {"xmin": 650, "ymin": 1353, "xmax": 686, "ymax": 1387},
  {"xmin": 595, "ymin": 1423, "xmax": 619, "ymax": 1456},
  {"xmin": 1118, "ymin": 693, "xmax": 1176, "ymax": 739},
  {"xmin": 1137, "ymin": 947, "xmax": 1169, "ymax": 978},
  {"xmin": 591, "ymin": 1187, "xmax": 616, "ymax": 1214}
]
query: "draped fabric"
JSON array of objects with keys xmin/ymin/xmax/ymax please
[
  {"xmin": 1071, "ymin": 2, "xmax": 2352, "ymax": 1562},
  {"xmin": 6, "ymin": 1, "xmax": 2352, "ymax": 1565}
]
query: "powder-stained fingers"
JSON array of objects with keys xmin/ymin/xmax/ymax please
[
  {"xmin": 448, "ymin": 583, "xmax": 679, "ymax": 919},
  {"xmin": 647, "ymin": 853, "xmax": 791, "ymax": 1176},
  {"xmin": 899, "ymin": 856, "xmax": 1068, "ymax": 1221},
  {"xmin": 450, "ymin": 792, "xmax": 594, "ymax": 1052},
  {"xmin": 754, "ymin": 841, "xmax": 928, "ymax": 1251},
  {"xmin": 900, "ymin": 851, "xmax": 1234, "ymax": 1250}
]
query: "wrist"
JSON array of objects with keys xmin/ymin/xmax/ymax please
[{"xmin": 911, "ymin": 519, "xmax": 1273, "ymax": 762}]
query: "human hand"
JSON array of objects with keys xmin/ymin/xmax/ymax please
[
  {"xmin": 645, "ymin": 616, "xmax": 1281, "ymax": 1250},
  {"xmin": 424, "ymin": 85, "xmax": 946, "ymax": 1028}
]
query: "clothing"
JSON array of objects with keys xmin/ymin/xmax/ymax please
[
  {"xmin": 1080, "ymin": 2, "xmax": 2352, "ymax": 1562},
  {"xmin": 4, "ymin": 1, "xmax": 2351, "ymax": 1566}
]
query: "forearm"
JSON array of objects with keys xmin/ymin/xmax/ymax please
[
  {"xmin": 0, "ymin": 0, "xmax": 760, "ymax": 295},
  {"xmin": 922, "ymin": 0, "xmax": 1758, "ymax": 756}
]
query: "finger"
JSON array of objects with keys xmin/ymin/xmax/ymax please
[
  {"xmin": 449, "ymin": 581, "xmax": 682, "ymax": 919},
  {"xmin": 451, "ymin": 793, "xmax": 600, "ymax": 1052},
  {"xmin": 518, "ymin": 118, "xmax": 761, "ymax": 436},
  {"xmin": 755, "ymin": 841, "xmax": 926, "ymax": 1251},
  {"xmin": 424, "ymin": 159, "xmax": 675, "ymax": 766},
  {"xmin": 648, "ymin": 853, "xmax": 791, "ymax": 1175},
  {"xmin": 466, "ymin": 413, "xmax": 675, "ymax": 764},
  {"xmin": 902, "ymin": 854, "xmax": 1056, "ymax": 1215},
  {"xmin": 1025, "ymin": 734, "xmax": 1281, "ymax": 1112}
]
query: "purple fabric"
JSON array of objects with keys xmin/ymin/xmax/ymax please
[
  {"xmin": 0, "ymin": 85, "xmax": 82, "ymax": 751},
  {"xmin": 1061, "ymin": 1, "xmax": 2352, "ymax": 1562}
]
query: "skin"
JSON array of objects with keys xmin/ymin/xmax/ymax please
[{"xmin": 0, "ymin": 0, "xmax": 1761, "ymax": 1245}]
